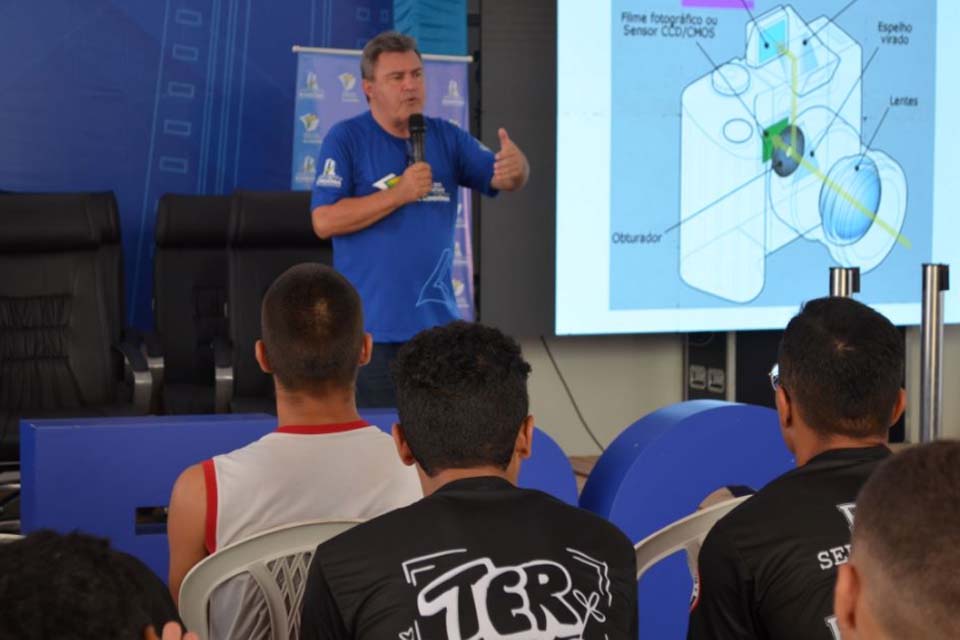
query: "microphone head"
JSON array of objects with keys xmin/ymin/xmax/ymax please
[{"xmin": 408, "ymin": 113, "xmax": 426, "ymax": 134}]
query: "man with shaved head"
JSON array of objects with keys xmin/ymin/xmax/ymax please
[
  {"xmin": 834, "ymin": 440, "xmax": 960, "ymax": 639},
  {"xmin": 167, "ymin": 263, "xmax": 420, "ymax": 640}
]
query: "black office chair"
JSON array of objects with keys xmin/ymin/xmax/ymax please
[
  {"xmin": 216, "ymin": 191, "xmax": 333, "ymax": 414},
  {"xmin": 0, "ymin": 194, "xmax": 153, "ymax": 466},
  {"xmin": 152, "ymin": 194, "xmax": 232, "ymax": 414}
]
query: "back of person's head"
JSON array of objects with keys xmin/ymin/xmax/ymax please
[
  {"xmin": 834, "ymin": 441, "xmax": 960, "ymax": 639},
  {"xmin": 778, "ymin": 296, "xmax": 903, "ymax": 438},
  {"xmin": 391, "ymin": 321, "xmax": 532, "ymax": 476},
  {"xmin": 260, "ymin": 263, "xmax": 364, "ymax": 393},
  {"xmin": 0, "ymin": 530, "xmax": 177, "ymax": 639}
]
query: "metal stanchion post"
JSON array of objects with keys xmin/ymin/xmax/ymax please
[
  {"xmin": 920, "ymin": 264, "xmax": 950, "ymax": 442},
  {"xmin": 829, "ymin": 267, "xmax": 860, "ymax": 298}
]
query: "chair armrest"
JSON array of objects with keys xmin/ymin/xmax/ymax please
[
  {"xmin": 124, "ymin": 329, "xmax": 165, "ymax": 412},
  {"xmin": 113, "ymin": 338, "xmax": 153, "ymax": 414},
  {"xmin": 213, "ymin": 336, "xmax": 234, "ymax": 414}
]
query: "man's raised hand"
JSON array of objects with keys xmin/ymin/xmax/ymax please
[{"xmin": 492, "ymin": 128, "xmax": 529, "ymax": 191}]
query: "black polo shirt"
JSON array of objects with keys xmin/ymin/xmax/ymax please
[
  {"xmin": 300, "ymin": 476, "xmax": 638, "ymax": 640},
  {"xmin": 687, "ymin": 445, "xmax": 891, "ymax": 640}
]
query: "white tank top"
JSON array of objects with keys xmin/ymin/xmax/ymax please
[{"xmin": 200, "ymin": 420, "xmax": 421, "ymax": 640}]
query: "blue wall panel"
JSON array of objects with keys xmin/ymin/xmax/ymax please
[{"xmin": 0, "ymin": 0, "xmax": 392, "ymax": 327}]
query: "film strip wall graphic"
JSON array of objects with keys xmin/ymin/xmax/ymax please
[{"xmin": 131, "ymin": 0, "xmax": 253, "ymax": 323}]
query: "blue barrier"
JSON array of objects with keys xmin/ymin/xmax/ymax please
[
  {"xmin": 579, "ymin": 400, "xmax": 795, "ymax": 640},
  {"xmin": 20, "ymin": 412, "xmax": 576, "ymax": 581}
]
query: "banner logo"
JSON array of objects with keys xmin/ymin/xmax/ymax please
[
  {"xmin": 299, "ymin": 113, "xmax": 319, "ymax": 132},
  {"xmin": 339, "ymin": 72, "xmax": 360, "ymax": 103},
  {"xmin": 442, "ymin": 79, "xmax": 465, "ymax": 107},
  {"xmin": 292, "ymin": 155, "xmax": 318, "ymax": 187},
  {"xmin": 298, "ymin": 71, "xmax": 325, "ymax": 99},
  {"xmin": 315, "ymin": 158, "xmax": 343, "ymax": 188}
]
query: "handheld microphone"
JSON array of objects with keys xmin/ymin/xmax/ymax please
[{"xmin": 408, "ymin": 113, "xmax": 426, "ymax": 164}]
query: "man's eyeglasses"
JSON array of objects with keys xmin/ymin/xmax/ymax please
[{"xmin": 768, "ymin": 363, "xmax": 781, "ymax": 392}]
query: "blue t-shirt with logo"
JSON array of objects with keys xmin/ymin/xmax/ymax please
[{"xmin": 311, "ymin": 111, "xmax": 496, "ymax": 342}]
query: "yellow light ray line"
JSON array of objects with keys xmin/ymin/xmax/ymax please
[
  {"xmin": 770, "ymin": 135, "xmax": 911, "ymax": 249},
  {"xmin": 778, "ymin": 44, "xmax": 799, "ymax": 149}
]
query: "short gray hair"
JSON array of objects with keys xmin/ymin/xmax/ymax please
[{"xmin": 361, "ymin": 31, "xmax": 421, "ymax": 80}]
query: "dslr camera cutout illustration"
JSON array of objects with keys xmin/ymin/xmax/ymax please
[{"xmin": 680, "ymin": 5, "xmax": 907, "ymax": 302}]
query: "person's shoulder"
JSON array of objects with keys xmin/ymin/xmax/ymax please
[
  {"xmin": 326, "ymin": 111, "xmax": 373, "ymax": 139},
  {"xmin": 427, "ymin": 114, "xmax": 471, "ymax": 140},
  {"xmin": 520, "ymin": 488, "xmax": 635, "ymax": 549},
  {"xmin": 315, "ymin": 497, "xmax": 428, "ymax": 557}
]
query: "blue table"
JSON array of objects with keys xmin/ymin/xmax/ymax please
[{"xmin": 20, "ymin": 411, "xmax": 576, "ymax": 581}]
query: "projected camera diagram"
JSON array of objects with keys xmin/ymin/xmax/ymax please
[{"xmin": 679, "ymin": 5, "xmax": 908, "ymax": 303}]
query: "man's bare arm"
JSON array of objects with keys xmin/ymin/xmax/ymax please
[
  {"xmin": 167, "ymin": 464, "xmax": 209, "ymax": 605},
  {"xmin": 312, "ymin": 162, "xmax": 433, "ymax": 238}
]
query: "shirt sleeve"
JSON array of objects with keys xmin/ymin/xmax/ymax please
[
  {"xmin": 299, "ymin": 551, "xmax": 350, "ymax": 640},
  {"xmin": 310, "ymin": 123, "xmax": 355, "ymax": 210},
  {"xmin": 686, "ymin": 526, "xmax": 760, "ymax": 640},
  {"xmin": 452, "ymin": 124, "xmax": 498, "ymax": 197}
]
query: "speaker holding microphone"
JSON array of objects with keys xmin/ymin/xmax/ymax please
[{"xmin": 408, "ymin": 113, "xmax": 426, "ymax": 164}]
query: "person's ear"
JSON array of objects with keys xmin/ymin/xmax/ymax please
[
  {"xmin": 362, "ymin": 77, "xmax": 373, "ymax": 101},
  {"xmin": 774, "ymin": 385, "xmax": 792, "ymax": 429},
  {"xmin": 889, "ymin": 388, "xmax": 907, "ymax": 427},
  {"xmin": 255, "ymin": 340, "xmax": 272, "ymax": 374},
  {"xmin": 392, "ymin": 423, "xmax": 417, "ymax": 467},
  {"xmin": 514, "ymin": 415, "xmax": 535, "ymax": 461},
  {"xmin": 359, "ymin": 333, "xmax": 373, "ymax": 367},
  {"xmin": 834, "ymin": 562, "xmax": 861, "ymax": 639}
]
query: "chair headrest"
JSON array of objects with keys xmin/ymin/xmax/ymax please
[
  {"xmin": 155, "ymin": 194, "xmax": 232, "ymax": 248},
  {"xmin": 0, "ymin": 194, "xmax": 101, "ymax": 251},
  {"xmin": 229, "ymin": 191, "xmax": 323, "ymax": 248},
  {"xmin": 84, "ymin": 192, "xmax": 120, "ymax": 243}
]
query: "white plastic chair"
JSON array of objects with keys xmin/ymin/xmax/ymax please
[
  {"xmin": 178, "ymin": 519, "xmax": 359, "ymax": 640},
  {"xmin": 634, "ymin": 495, "xmax": 750, "ymax": 581}
]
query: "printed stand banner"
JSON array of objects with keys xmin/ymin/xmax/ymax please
[{"xmin": 290, "ymin": 47, "xmax": 475, "ymax": 320}]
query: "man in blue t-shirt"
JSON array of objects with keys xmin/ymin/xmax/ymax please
[{"xmin": 310, "ymin": 31, "xmax": 529, "ymax": 407}]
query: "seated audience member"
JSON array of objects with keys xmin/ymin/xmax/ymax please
[
  {"xmin": 0, "ymin": 530, "xmax": 194, "ymax": 640},
  {"xmin": 167, "ymin": 263, "xmax": 421, "ymax": 638},
  {"xmin": 834, "ymin": 440, "xmax": 960, "ymax": 640},
  {"xmin": 299, "ymin": 321, "xmax": 638, "ymax": 639},
  {"xmin": 687, "ymin": 297, "xmax": 906, "ymax": 640}
]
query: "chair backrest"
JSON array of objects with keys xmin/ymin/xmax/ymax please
[
  {"xmin": 85, "ymin": 192, "xmax": 124, "ymax": 338},
  {"xmin": 154, "ymin": 194, "xmax": 231, "ymax": 385},
  {"xmin": 0, "ymin": 198, "xmax": 116, "ymax": 428},
  {"xmin": 179, "ymin": 519, "xmax": 357, "ymax": 640},
  {"xmin": 634, "ymin": 495, "xmax": 750, "ymax": 581},
  {"xmin": 226, "ymin": 191, "xmax": 332, "ymax": 405}
]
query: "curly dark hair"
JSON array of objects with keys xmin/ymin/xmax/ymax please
[
  {"xmin": 778, "ymin": 296, "xmax": 904, "ymax": 438},
  {"xmin": 391, "ymin": 321, "xmax": 532, "ymax": 476},
  {"xmin": 0, "ymin": 530, "xmax": 179, "ymax": 639}
]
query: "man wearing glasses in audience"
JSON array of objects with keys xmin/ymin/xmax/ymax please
[{"xmin": 687, "ymin": 297, "xmax": 906, "ymax": 640}]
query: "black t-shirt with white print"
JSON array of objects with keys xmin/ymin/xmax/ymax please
[
  {"xmin": 687, "ymin": 446, "xmax": 891, "ymax": 640},
  {"xmin": 300, "ymin": 476, "xmax": 638, "ymax": 640}
]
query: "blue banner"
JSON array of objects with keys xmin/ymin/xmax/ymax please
[{"xmin": 291, "ymin": 48, "xmax": 475, "ymax": 320}]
